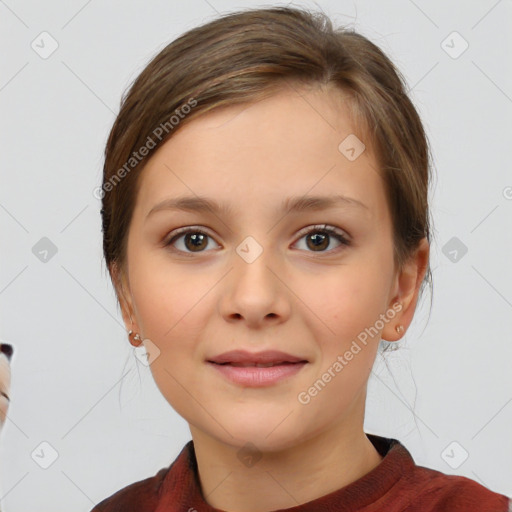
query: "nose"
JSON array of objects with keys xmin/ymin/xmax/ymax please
[{"xmin": 219, "ymin": 243, "xmax": 291, "ymax": 328}]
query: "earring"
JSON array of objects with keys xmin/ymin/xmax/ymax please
[
  {"xmin": 395, "ymin": 325, "xmax": 404, "ymax": 334},
  {"xmin": 127, "ymin": 330, "xmax": 142, "ymax": 346}
]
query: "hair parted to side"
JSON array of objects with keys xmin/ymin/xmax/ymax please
[{"xmin": 100, "ymin": 5, "xmax": 434, "ymax": 317}]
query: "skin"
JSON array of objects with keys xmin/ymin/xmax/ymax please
[
  {"xmin": 113, "ymin": 82, "xmax": 429, "ymax": 512},
  {"xmin": 0, "ymin": 353, "xmax": 11, "ymax": 427}
]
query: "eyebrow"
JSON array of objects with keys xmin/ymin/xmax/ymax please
[{"xmin": 146, "ymin": 194, "xmax": 369, "ymax": 220}]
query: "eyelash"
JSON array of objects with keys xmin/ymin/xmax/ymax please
[{"xmin": 164, "ymin": 224, "xmax": 351, "ymax": 256}]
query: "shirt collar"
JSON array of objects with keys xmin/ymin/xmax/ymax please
[{"xmin": 154, "ymin": 433, "xmax": 413, "ymax": 512}]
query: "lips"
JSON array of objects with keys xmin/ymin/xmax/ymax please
[
  {"xmin": 207, "ymin": 349, "xmax": 308, "ymax": 366},
  {"xmin": 207, "ymin": 350, "xmax": 309, "ymax": 387},
  {"xmin": 216, "ymin": 361, "xmax": 299, "ymax": 368}
]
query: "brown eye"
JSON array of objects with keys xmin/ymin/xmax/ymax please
[
  {"xmin": 306, "ymin": 232, "xmax": 330, "ymax": 251},
  {"xmin": 182, "ymin": 232, "xmax": 208, "ymax": 252},
  {"xmin": 165, "ymin": 227, "xmax": 219, "ymax": 254},
  {"xmin": 294, "ymin": 225, "xmax": 350, "ymax": 253}
]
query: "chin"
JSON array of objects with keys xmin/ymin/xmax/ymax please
[
  {"xmin": 224, "ymin": 432, "xmax": 300, "ymax": 455},
  {"xmin": 209, "ymin": 417, "xmax": 306, "ymax": 454}
]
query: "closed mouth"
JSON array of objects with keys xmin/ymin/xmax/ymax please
[{"xmin": 209, "ymin": 361, "xmax": 305, "ymax": 368}]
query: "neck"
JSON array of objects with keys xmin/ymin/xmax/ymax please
[{"xmin": 189, "ymin": 408, "xmax": 383, "ymax": 512}]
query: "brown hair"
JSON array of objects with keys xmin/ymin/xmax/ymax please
[{"xmin": 100, "ymin": 5, "xmax": 434, "ymax": 317}]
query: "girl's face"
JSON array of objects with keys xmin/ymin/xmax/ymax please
[{"xmin": 117, "ymin": 84, "xmax": 424, "ymax": 451}]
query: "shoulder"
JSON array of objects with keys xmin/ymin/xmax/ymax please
[
  {"xmin": 90, "ymin": 466, "xmax": 169, "ymax": 512},
  {"xmin": 88, "ymin": 441, "xmax": 194, "ymax": 512},
  {"xmin": 370, "ymin": 435, "xmax": 510, "ymax": 512},
  {"xmin": 401, "ymin": 462, "xmax": 510, "ymax": 511}
]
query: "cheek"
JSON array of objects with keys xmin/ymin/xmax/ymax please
[
  {"xmin": 129, "ymin": 257, "xmax": 214, "ymax": 392},
  {"xmin": 129, "ymin": 251, "xmax": 206, "ymax": 339},
  {"xmin": 297, "ymin": 262, "xmax": 390, "ymax": 343}
]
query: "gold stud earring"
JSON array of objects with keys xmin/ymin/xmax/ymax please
[{"xmin": 395, "ymin": 325, "xmax": 404, "ymax": 334}]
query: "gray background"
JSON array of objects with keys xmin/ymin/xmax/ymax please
[{"xmin": 1, "ymin": 0, "xmax": 511, "ymax": 510}]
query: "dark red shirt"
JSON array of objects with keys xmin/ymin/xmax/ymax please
[{"xmin": 90, "ymin": 434, "xmax": 510, "ymax": 511}]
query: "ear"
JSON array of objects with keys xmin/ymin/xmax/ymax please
[
  {"xmin": 110, "ymin": 262, "xmax": 141, "ymax": 346},
  {"xmin": 381, "ymin": 237, "xmax": 430, "ymax": 342}
]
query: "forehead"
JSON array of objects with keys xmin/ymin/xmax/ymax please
[{"xmin": 135, "ymin": 85, "xmax": 386, "ymax": 222}]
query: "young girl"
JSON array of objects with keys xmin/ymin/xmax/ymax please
[{"xmin": 92, "ymin": 6, "xmax": 510, "ymax": 511}]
